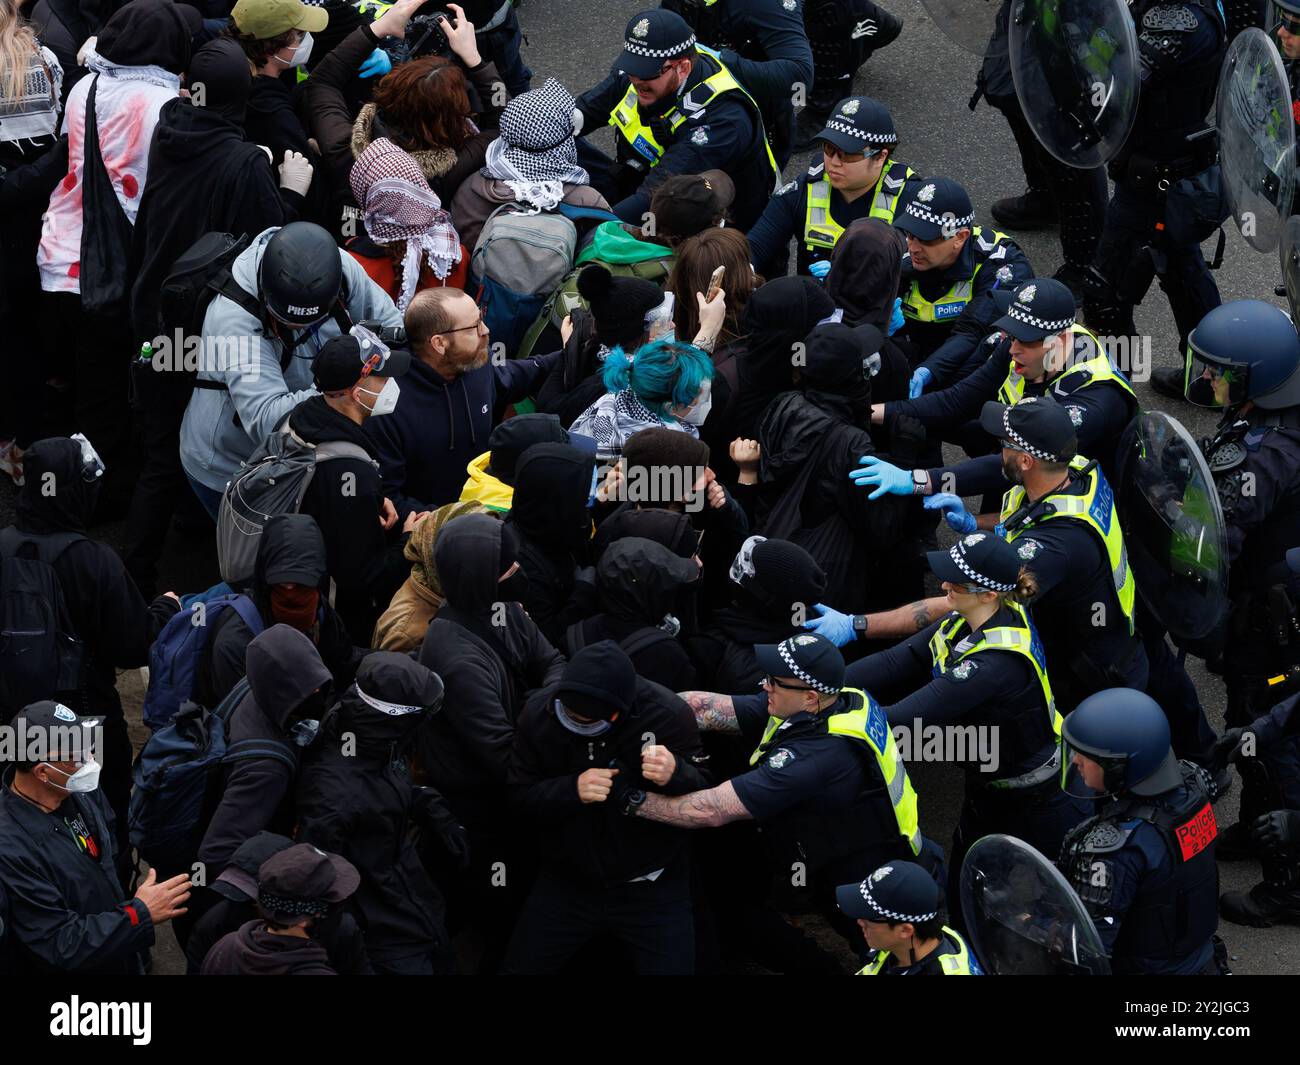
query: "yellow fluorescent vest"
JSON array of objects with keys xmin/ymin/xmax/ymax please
[
  {"xmin": 997, "ymin": 327, "xmax": 1138, "ymax": 406},
  {"xmin": 802, "ymin": 160, "xmax": 915, "ymax": 250}
]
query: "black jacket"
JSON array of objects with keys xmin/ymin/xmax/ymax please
[
  {"xmin": 194, "ymin": 513, "xmax": 363, "ymax": 710},
  {"xmin": 288, "ymin": 395, "xmax": 410, "ymax": 643},
  {"xmin": 296, "ymin": 653, "xmax": 450, "ymax": 964},
  {"xmin": 8, "ymin": 438, "xmax": 180, "ymax": 720},
  {"xmin": 128, "ymin": 95, "xmax": 295, "ymax": 340},
  {"xmin": 504, "ymin": 442, "xmax": 597, "ymax": 648},
  {"xmin": 0, "ymin": 768, "xmax": 153, "ymax": 974},
  {"xmin": 416, "ymin": 515, "xmax": 565, "ymax": 819},
  {"xmin": 508, "ymin": 677, "xmax": 710, "ymax": 886},
  {"xmin": 186, "ymin": 896, "xmax": 371, "ymax": 975},
  {"xmin": 197, "ymin": 625, "xmax": 333, "ymax": 875}
]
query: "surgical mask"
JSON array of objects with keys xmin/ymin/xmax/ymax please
[
  {"xmin": 361, "ymin": 377, "xmax": 400, "ymax": 417},
  {"xmin": 555, "ymin": 700, "xmax": 612, "ymax": 737},
  {"xmin": 273, "ymin": 31, "xmax": 313, "ymax": 68},
  {"xmin": 815, "ymin": 307, "xmax": 845, "ymax": 326},
  {"xmin": 290, "ymin": 719, "xmax": 321, "ymax": 747},
  {"xmin": 681, "ymin": 391, "xmax": 712, "ymax": 426},
  {"xmin": 42, "ymin": 760, "xmax": 101, "ymax": 794}
]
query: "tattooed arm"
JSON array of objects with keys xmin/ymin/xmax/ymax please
[
  {"xmin": 859, "ymin": 597, "xmax": 949, "ymax": 639},
  {"xmin": 635, "ymin": 781, "xmax": 753, "ymax": 828},
  {"xmin": 676, "ymin": 691, "xmax": 741, "ymax": 734}
]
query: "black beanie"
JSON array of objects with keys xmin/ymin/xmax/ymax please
[
  {"xmin": 556, "ymin": 640, "xmax": 637, "ymax": 721},
  {"xmin": 576, "ymin": 265, "xmax": 664, "ymax": 349},
  {"xmin": 487, "ymin": 414, "xmax": 570, "ymax": 485},
  {"xmin": 750, "ymin": 539, "xmax": 827, "ymax": 611}
]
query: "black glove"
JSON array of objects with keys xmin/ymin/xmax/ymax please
[
  {"xmin": 1249, "ymin": 809, "xmax": 1300, "ymax": 852},
  {"xmin": 412, "ymin": 785, "xmax": 471, "ymax": 871},
  {"xmin": 1207, "ymin": 727, "xmax": 1249, "ymax": 771}
]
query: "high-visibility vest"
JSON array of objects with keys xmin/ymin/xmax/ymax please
[
  {"xmin": 901, "ymin": 228, "xmax": 1012, "ymax": 325},
  {"xmin": 802, "ymin": 160, "xmax": 914, "ymax": 251},
  {"xmin": 929, "ymin": 601, "xmax": 1062, "ymax": 746},
  {"xmin": 997, "ymin": 327, "xmax": 1138, "ymax": 407},
  {"xmin": 1000, "ymin": 457, "xmax": 1137, "ymax": 633},
  {"xmin": 607, "ymin": 46, "xmax": 778, "ymax": 191},
  {"xmin": 856, "ymin": 926, "xmax": 979, "ymax": 975},
  {"xmin": 748, "ymin": 688, "xmax": 921, "ymax": 857}
]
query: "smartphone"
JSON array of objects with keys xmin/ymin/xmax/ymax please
[{"xmin": 705, "ymin": 265, "xmax": 726, "ymax": 303}]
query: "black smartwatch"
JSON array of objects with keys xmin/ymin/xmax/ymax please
[{"xmin": 852, "ymin": 614, "xmax": 869, "ymax": 637}]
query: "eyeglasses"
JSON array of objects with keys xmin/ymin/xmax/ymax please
[
  {"xmin": 823, "ymin": 144, "xmax": 883, "ymax": 163},
  {"xmin": 762, "ymin": 675, "xmax": 815, "ymax": 693},
  {"xmin": 440, "ymin": 315, "xmax": 485, "ymax": 335}
]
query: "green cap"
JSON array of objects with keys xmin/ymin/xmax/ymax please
[{"xmin": 231, "ymin": 0, "xmax": 328, "ymax": 40}]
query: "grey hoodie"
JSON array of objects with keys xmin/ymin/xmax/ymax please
[{"xmin": 179, "ymin": 226, "xmax": 403, "ymax": 492}]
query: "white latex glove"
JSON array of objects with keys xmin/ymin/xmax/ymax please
[
  {"xmin": 77, "ymin": 36, "xmax": 97, "ymax": 66},
  {"xmin": 278, "ymin": 149, "xmax": 314, "ymax": 196}
]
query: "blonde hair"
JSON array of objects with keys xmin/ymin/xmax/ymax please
[
  {"xmin": 0, "ymin": 0, "xmax": 38, "ymax": 108},
  {"xmin": 1003, "ymin": 565, "xmax": 1039, "ymax": 605}
]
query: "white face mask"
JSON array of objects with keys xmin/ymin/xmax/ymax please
[
  {"xmin": 681, "ymin": 392, "xmax": 712, "ymax": 425},
  {"xmin": 360, "ymin": 377, "xmax": 400, "ymax": 417},
  {"xmin": 42, "ymin": 760, "xmax": 101, "ymax": 794},
  {"xmin": 272, "ymin": 31, "xmax": 313, "ymax": 69}
]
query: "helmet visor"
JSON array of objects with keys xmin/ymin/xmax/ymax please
[
  {"xmin": 729, "ymin": 534, "xmax": 766, "ymax": 586},
  {"xmin": 1060, "ymin": 738, "xmax": 1127, "ymax": 800},
  {"xmin": 1183, "ymin": 346, "xmax": 1251, "ymax": 408}
]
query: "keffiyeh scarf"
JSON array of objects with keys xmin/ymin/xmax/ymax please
[{"xmin": 482, "ymin": 77, "xmax": 588, "ymax": 212}]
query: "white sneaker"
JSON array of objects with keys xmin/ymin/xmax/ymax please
[{"xmin": 0, "ymin": 440, "xmax": 25, "ymax": 487}]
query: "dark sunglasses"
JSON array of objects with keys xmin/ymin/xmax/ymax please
[{"xmin": 762, "ymin": 675, "xmax": 815, "ymax": 693}]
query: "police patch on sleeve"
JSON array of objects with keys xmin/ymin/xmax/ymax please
[
  {"xmin": 1016, "ymin": 538, "xmax": 1042, "ymax": 560},
  {"xmin": 1064, "ymin": 404, "xmax": 1084, "ymax": 427},
  {"xmin": 996, "ymin": 265, "xmax": 1013, "ymax": 284},
  {"xmin": 783, "ymin": 0, "xmax": 798, "ymax": 10},
  {"xmin": 949, "ymin": 660, "xmax": 978, "ymax": 681},
  {"xmin": 691, "ymin": 126, "xmax": 710, "ymax": 146},
  {"xmin": 767, "ymin": 747, "xmax": 796, "ymax": 769}
]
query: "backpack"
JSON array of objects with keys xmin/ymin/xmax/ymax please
[
  {"xmin": 140, "ymin": 593, "xmax": 264, "ymax": 732},
  {"xmin": 216, "ymin": 425, "xmax": 374, "ymax": 589},
  {"xmin": 565, "ymin": 619, "xmax": 676, "ymax": 660},
  {"xmin": 0, "ymin": 528, "xmax": 86, "ymax": 723},
  {"xmin": 128, "ymin": 676, "xmax": 297, "ymax": 878},
  {"xmin": 472, "ymin": 202, "xmax": 620, "ymax": 359}
]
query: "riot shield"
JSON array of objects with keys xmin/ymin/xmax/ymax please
[
  {"xmin": 1116, "ymin": 411, "xmax": 1228, "ymax": 642},
  {"xmin": 919, "ymin": 0, "xmax": 1008, "ymax": 58},
  {"xmin": 1217, "ymin": 28, "xmax": 1296, "ymax": 253},
  {"xmin": 960, "ymin": 834, "xmax": 1111, "ymax": 975},
  {"xmin": 1281, "ymin": 214, "xmax": 1300, "ymax": 320},
  {"xmin": 1008, "ymin": 0, "xmax": 1140, "ymax": 167}
]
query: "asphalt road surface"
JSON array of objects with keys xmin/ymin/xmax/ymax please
[{"xmin": 2, "ymin": 0, "xmax": 1296, "ymax": 974}]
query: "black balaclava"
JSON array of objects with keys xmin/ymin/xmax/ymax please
[
  {"xmin": 508, "ymin": 443, "xmax": 597, "ymax": 551},
  {"xmin": 802, "ymin": 323, "xmax": 875, "ymax": 423},
  {"xmin": 186, "ymin": 38, "xmax": 253, "ymax": 123},
  {"xmin": 15, "ymin": 438, "xmax": 100, "ymax": 534},
  {"xmin": 95, "ymin": 0, "xmax": 202, "ymax": 74}
]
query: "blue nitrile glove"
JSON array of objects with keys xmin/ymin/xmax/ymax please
[
  {"xmin": 802, "ymin": 602, "xmax": 857, "ymax": 647},
  {"xmin": 925, "ymin": 492, "xmax": 978, "ymax": 534},
  {"xmin": 808, "ymin": 259, "xmax": 832, "ymax": 280},
  {"xmin": 359, "ymin": 48, "xmax": 392, "ymax": 78},
  {"xmin": 888, "ymin": 297, "xmax": 905, "ymax": 336},
  {"xmin": 908, "ymin": 366, "xmax": 932, "ymax": 399},
  {"xmin": 849, "ymin": 455, "xmax": 915, "ymax": 499}
]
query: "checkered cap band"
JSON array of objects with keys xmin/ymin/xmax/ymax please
[
  {"xmin": 822, "ymin": 117, "xmax": 897, "ymax": 145},
  {"xmin": 903, "ymin": 200, "xmax": 974, "ymax": 230},
  {"xmin": 948, "ymin": 544, "xmax": 1016, "ymax": 593},
  {"xmin": 777, "ymin": 638, "xmax": 839, "ymax": 695},
  {"xmin": 624, "ymin": 32, "xmax": 697, "ymax": 58},
  {"xmin": 858, "ymin": 879, "xmax": 938, "ymax": 924},
  {"xmin": 1007, "ymin": 300, "xmax": 1073, "ymax": 333},
  {"xmin": 1002, "ymin": 406, "xmax": 1061, "ymax": 463}
]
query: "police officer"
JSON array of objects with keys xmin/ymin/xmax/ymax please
[
  {"xmin": 835, "ymin": 862, "xmax": 981, "ymax": 974},
  {"xmin": 892, "ymin": 177, "xmax": 1034, "ymax": 395},
  {"xmin": 634, "ymin": 634, "xmax": 935, "ymax": 934},
  {"xmin": 973, "ymin": 0, "xmax": 1108, "ymax": 295},
  {"xmin": 853, "ymin": 398, "xmax": 1148, "ymax": 714},
  {"xmin": 834, "ymin": 533, "xmax": 1091, "ymax": 907},
  {"xmin": 1086, "ymin": 0, "xmax": 1226, "ymax": 394},
  {"xmin": 1184, "ymin": 300, "xmax": 1300, "ymax": 865},
  {"xmin": 746, "ymin": 95, "xmax": 916, "ymax": 278},
  {"xmin": 1276, "ymin": 0, "xmax": 1300, "ymax": 217},
  {"xmin": 1059, "ymin": 689, "xmax": 1226, "ymax": 975},
  {"xmin": 659, "ymin": 0, "xmax": 815, "ymax": 167},
  {"xmin": 574, "ymin": 9, "xmax": 779, "ymax": 230}
]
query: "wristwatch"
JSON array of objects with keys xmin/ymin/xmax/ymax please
[
  {"xmin": 623, "ymin": 789, "xmax": 647, "ymax": 817},
  {"xmin": 911, "ymin": 470, "xmax": 930, "ymax": 495},
  {"xmin": 852, "ymin": 614, "xmax": 869, "ymax": 637}
]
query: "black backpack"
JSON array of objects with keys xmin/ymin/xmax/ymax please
[
  {"xmin": 565, "ymin": 619, "xmax": 676, "ymax": 661},
  {"xmin": 0, "ymin": 528, "xmax": 86, "ymax": 723}
]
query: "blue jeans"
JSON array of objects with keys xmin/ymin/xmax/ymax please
[{"xmin": 187, "ymin": 473, "xmax": 223, "ymax": 523}]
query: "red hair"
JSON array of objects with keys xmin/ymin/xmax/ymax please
[{"xmin": 371, "ymin": 57, "xmax": 473, "ymax": 152}]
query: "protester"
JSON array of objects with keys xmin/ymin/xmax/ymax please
[{"xmin": 459, "ymin": 412, "xmax": 582, "ymax": 513}]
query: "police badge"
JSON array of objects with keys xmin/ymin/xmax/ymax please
[
  {"xmin": 783, "ymin": 0, "xmax": 798, "ymax": 10},
  {"xmin": 768, "ymin": 748, "xmax": 795, "ymax": 769},
  {"xmin": 842, "ymin": 99, "xmax": 860, "ymax": 116},
  {"xmin": 1018, "ymin": 284, "xmax": 1037, "ymax": 304},
  {"xmin": 691, "ymin": 126, "xmax": 709, "ymax": 146},
  {"xmin": 1016, "ymin": 538, "xmax": 1042, "ymax": 560},
  {"xmin": 963, "ymin": 533, "xmax": 986, "ymax": 546},
  {"xmin": 1065, "ymin": 404, "xmax": 1084, "ymax": 428},
  {"xmin": 951, "ymin": 661, "xmax": 976, "ymax": 681},
  {"xmin": 996, "ymin": 265, "xmax": 1013, "ymax": 284},
  {"xmin": 633, "ymin": 18, "xmax": 649, "ymax": 37},
  {"xmin": 917, "ymin": 183, "xmax": 935, "ymax": 203}
]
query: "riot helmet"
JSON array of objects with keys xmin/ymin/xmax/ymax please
[
  {"xmin": 1062, "ymin": 688, "xmax": 1183, "ymax": 797},
  {"xmin": 1183, "ymin": 299, "xmax": 1300, "ymax": 410}
]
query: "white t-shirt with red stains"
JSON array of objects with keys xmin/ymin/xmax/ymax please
[{"xmin": 37, "ymin": 51, "xmax": 180, "ymax": 295}]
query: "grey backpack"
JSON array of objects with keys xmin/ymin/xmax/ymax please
[{"xmin": 216, "ymin": 424, "xmax": 374, "ymax": 588}]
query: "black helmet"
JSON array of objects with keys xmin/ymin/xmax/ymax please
[
  {"xmin": 1183, "ymin": 299, "xmax": 1300, "ymax": 410},
  {"xmin": 1062, "ymin": 688, "xmax": 1182, "ymax": 797},
  {"xmin": 259, "ymin": 222, "xmax": 344, "ymax": 328}
]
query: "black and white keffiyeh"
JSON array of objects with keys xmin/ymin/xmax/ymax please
[{"xmin": 482, "ymin": 78, "xmax": 588, "ymax": 212}]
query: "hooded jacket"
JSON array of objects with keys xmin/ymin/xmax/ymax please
[
  {"xmin": 8, "ymin": 438, "xmax": 180, "ymax": 721},
  {"xmin": 416, "ymin": 514, "xmax": 565, "ymax": 818},
  {"xmin": 200, "ymin": 920, "xmax": 337, "ymax": 975},
  {"xmin": 364, "ymin": 350, "xmax": 558, "ymax": 519},
  {"xmin": 197, "ymin": 625, "xmax": 333, "ymax": 875},
  {"xmin": 287, "ymin": 394, "xmax": 408, "ymax": 643},
  {"xmin": 508, "ymin": 675, "xmax": 710, "ymax": 886},
  {"xmin": 128, "ymin": 92, "xmax": 293, "ymax": 339},
  {"xmin": 196, "ymin": 513, "xmax": 363, "ymax": 709},
  {"xmin": 179, "ymin": 226, "xmax": 403, "ymax": 492},
  {"xmin": 566, "ymin": 537, "xmax": 699, "ymax": 692},
  {"xmin": 296, "ymin": 653, "xmax": 451, "ymax": 964},
  {"xmin": 504, "ymin": 443, "xmax": 597, "ymax": 648}
]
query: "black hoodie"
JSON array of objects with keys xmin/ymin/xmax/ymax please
[
  {"xmin": 417, "ymin": 514, "xmax": 565, "ymax": 820},
  {"xmin": 198, "ymin": 625, "xmax": 333, "ymax": 875},
  {"xmin": 195, "ymin": 513, "xmax": 364, "ymax": 710},
  {"xmin": 504, "ymin": 443, "xmax": 597, "ymax": 648},
  {"xmin": 296, "ymin": 652, "xmax": 453, "ymax": 966}
]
